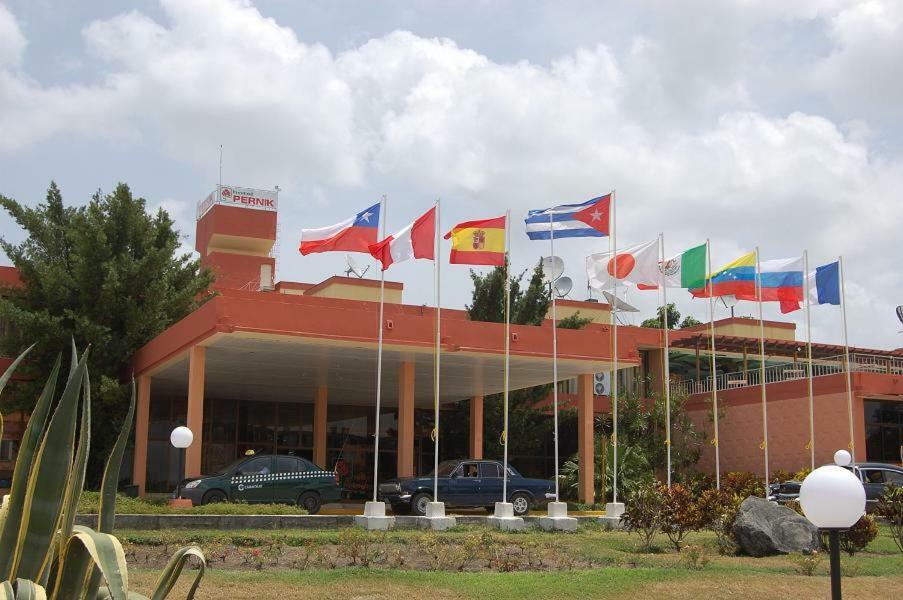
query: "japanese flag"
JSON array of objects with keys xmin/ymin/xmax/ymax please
[{"xmin": 586, "ymin": 239, "xmax": 660, "ymax": 290}]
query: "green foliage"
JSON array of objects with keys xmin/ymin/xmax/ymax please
[
  {"xmin": 678, "ymin": 315, "xmax": 702, "ymax": 328},
  {"xmin": 791, "ymin": 550, "xmax": 822, "ymax": 576},
  {"xmin": 696, "ymin": 488, "xmax": 741, "ymax": 555},
  {"xmin": 819, "ymin": 514, "xmax": 878, "ymax": 556},
  {"xmin": 875, "ymin": 485, "xmax": 903, "ymax": 553},
  {"xmin": 621, "ymin": 481, "xmax": 663, "ymax": 551},
  {"xmin": 557, "ymin": 312, "xmax": 593, "ymax": 330},
  {"xmin": 465, "ymin": 259, "xmax": 549, "ymax": 326},
  {"xmin": 77, "ymin": 492, "xmax": 308, "ymax": 516},
  {"xmin": 0, "ymin": 182, "xmax": 214, "ymax": 484},
  {"xmin": 0, "ymin": 345, "xmax": 205, "ymax": 598},
  {"xmin": 658, "ymin": 483, "xmax": 704, "ymax": 551},
  {"xmin": 679, "ymin": 544, "xmax": 710, "ymax": 570},
  {"xmin": 640, "ymin": 303, "xmax": 681, "ymax": 330},
  {"xmin": 720, "ymin": 471, "xmax": 765, "ymax": 499}
]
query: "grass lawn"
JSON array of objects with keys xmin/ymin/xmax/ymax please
[{"xmin": 121, "ymin": 524, "xmax": 903, "ymax": 599}]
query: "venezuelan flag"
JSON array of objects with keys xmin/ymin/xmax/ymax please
[
  {"xmin": 444, "ymin": 215, "xmax": 506, "ymax": 266},
  {"xmin": 691, "ymin": 251, "xmax": 757, "ymax": 298}
]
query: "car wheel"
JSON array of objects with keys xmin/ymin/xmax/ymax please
[
  {"xmin": 298, "ymin": 492, "xmax": 322, "ymax": 515},
  {"xmin": 510, "ymin": 493, "xmax": 530, "ymax": 516},
  {"xmin": 202, "ymin": 490, "xmax": 227, "ymax": 505},
  {"xmin": 411, "ymin": 492, "xmax": 432, "ymax": 516}
]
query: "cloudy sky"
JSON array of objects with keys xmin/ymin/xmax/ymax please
[{"xmin": 1, "ymin": 0, "xmax": 901, "ymax": 350}]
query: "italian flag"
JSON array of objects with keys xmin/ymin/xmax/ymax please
[
  {"xmin": 662, "ymin": 243, "xmax": 707, "ymax": 289},
  {"xmin": 368, "ymin": 206, "xmax": 436, "ymax": 270}
]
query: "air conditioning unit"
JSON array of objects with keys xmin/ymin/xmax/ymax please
[{"xmin": 593, "ymin": 372, "xmax": 609, "ymax": 397}]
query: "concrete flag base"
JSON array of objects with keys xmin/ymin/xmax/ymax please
[
  {"xmin": 538, "ymin": 501, "xmax": 578, "ymax": 531},
  {"xmin": 486, "ymin": 501, "xmax": 525, "ymax": 531},
  {"xmin": 599, "ymin": 501, "xmax": 626, "ymax": 529},
  {"xmin": 353, "ymin": 501, "xmax": 396, "ymax": 531},
  {"xmin": 418, "ymin": 501, "xmax": 457, "ymax": 531}
]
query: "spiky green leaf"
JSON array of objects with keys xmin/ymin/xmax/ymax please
[
  {"xmin": 54, "ymin": 528, "xmax": 127, "ymax": 600},
  {"xmin": 150, "ymin": 546, "xmax": 205, "ymax": 600}
]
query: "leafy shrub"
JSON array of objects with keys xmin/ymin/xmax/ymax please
[
  {"xmin": 791, "ymin": 551, "xmax": 822, "ymax": 576},
  {"xmin": 621, "ymin": 481, "xmax": 663, "ymax": 552},
  {"xmin": 874, "ymin": 485, "xmax": 903, "ymax": 553},
  {"xmin": 337, "ymin": 528, "xmax": 383, "ymax": 567},
  {"xmin": 680, "ymin": 544, "xmax": 710, "ymax": 570},
  {"xmin": 658, "ymin": 483, "xmax": 704, "ymax": 551},
  {"xmin": 78, "ymin": 491, "xmax": 308, "ymax": 515},
  {"xmin": 720, "ymin": 471, "xmax": 765, "ymax": 498},
  {"xmin": 819, "ymin": 515, "xmax": 879, "ymax": 556},
  {"xmin": 697, "ymin": 488, "xmax": 741, "ymax": 555}
]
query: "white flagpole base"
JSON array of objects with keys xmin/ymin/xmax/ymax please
[
  {"xmin": 418, "ymin": 501, "xmax": 456, "ymax": 531},
  {"xmin": 354, "ymin": 501, "xmax": 396, "ymax": 531},
  {"xmin": 538, "ymin": 501, "xmax": 577, "ymax": 531},
  {"xmin": 599, "ymin": 501, "xmax": 626, "ymax": 530},
  {"xmin": 487, "ymin": 501, "xmax": 525, "ymax": 531}
]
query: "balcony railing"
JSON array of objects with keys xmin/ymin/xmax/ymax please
[{"xmin": 672, "ymin": 353, "xmax": 903, "ymax": 397}]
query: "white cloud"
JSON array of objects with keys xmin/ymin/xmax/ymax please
[
  {"xmin": 0, "ymin": 0, "xmax": 901, "ymax": 348},
  {"xmin": 0, "ymin": 3, "xmax": 25, "ymax": 68}
]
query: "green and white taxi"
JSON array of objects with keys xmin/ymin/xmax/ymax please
[{"xmin": 176, "ymin": 454, "xmax": 342, "ymax": 514}]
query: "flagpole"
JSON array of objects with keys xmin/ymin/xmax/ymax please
[
  {"xmin": 372, "ymin": 194, "xmax": 387, "ymax": 503},
  {"xmin": 839, "ymin": 255, "xmax": 855, "ymax": 462},
  {"xmin": 706, "ymin": 239, "xmax": 721, "ymax": 490},
  {"xmin": 549, "ymin": 211, "xmax": 561, "ymax": 501},
  {"xmin": 433, "ymin": 199, "xmax": 441, "ymax": 502},
  {"xmin": 804, "ymin": 250, "xmax": 815, "ymax": 470},
  {"xmin": 659, "ymin": 233, "xmax": 672, "ymax": 488},
  {"xmin": 502, "ymin": 209, "xmax": 511, "ymax": 505},
  {"xmin": 755, "ymin": 246, "xmax": 770, "ymax": 491},
  {"xmin": 611, "ymin": 190, "xmax": 619, "ymax": 506}
]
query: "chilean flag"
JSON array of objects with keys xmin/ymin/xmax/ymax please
[
  {"xmin": 299, "ymin": 202, "xmax": 380, "ymax": 255},
  {"xmin": 368, "ymin": 206, "xmax": 436, "ymax": 270}
]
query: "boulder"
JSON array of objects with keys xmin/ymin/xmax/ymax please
[{"xmin": 732, "ymin": 496, "xmax": 820, "ymax": 557}]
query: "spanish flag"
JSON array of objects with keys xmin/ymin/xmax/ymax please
[{"xmin": 444, "ymin": 215, "xmax": 506, "ymax": 266}]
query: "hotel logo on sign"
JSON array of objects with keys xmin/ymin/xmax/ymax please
[{"xmin": 197, "ymin": 185, "xmax": 278, "ymax": 219}]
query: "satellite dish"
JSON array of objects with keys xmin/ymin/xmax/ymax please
[
  {"xmin": 896, "ymin": 305, "xmax": 903, "ymax": 325},
  {"xmin": 345, "ymin": 255, "xmax": 369, "ymax": 279},
  {"xmin": 553, "ymin": 276, "xmax": 573, "ymax": 298},
  {"xmin": 541, "ymin": 256, "xmax": 565, "ymax": 283},
  {"xmin": 602, "ymin": 290, "xmax": 640, "ymax": 313},
  {"xmin": 719, "ymin": 295, "xmax": 739, "ymax": 309}
]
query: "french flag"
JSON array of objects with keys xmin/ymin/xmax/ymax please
[
  {"xmin": 368, "ymin": 206, "xmax": 436, "ymax": 270},
  {"xmin": 299, "ymin": 202, "xmax": 381, "ymax": 255}
]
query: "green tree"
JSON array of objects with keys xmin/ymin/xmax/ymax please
[
  {"xmin": 641, "ymin": 303, "xmax": 681, "ymax": 329},
  {"xmin": 557, "ymin": 311, "xmax": 593, "ymax": 330},
  {"xmin": 679, "ymin": 315, "xmax": 702, "ymax": 328},
  {"xmin": 0, "ymin": 182, "xmax": 214, "ymax": 484}
]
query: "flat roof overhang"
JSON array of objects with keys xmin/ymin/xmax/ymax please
[{"xmin": 134, "ymin": 289, "xmax": 638, "ymax": 407}]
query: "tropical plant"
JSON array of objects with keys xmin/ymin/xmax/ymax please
[
  {"xmin": 874, "ymin": 485, "xmax": 903, "ymax": 553},
  {"xmin": 697, "ymin": 488, "xmax": 741, "ymax": 555},
  {"xmin": 0, "ymin": 344, "xmax": 205, "ymax": 598},
  {"xmin": 621, "ymin": 481, "xmax": 663, "ymax": 551},
  {"xmin": 658, "ymin": 483, "xmax": 704, "ymax": 551},
  {"xmin": 818, "ymin": 514, "xmax": 878, "ymax": 556},
  {"xmin": 720, "ymin": 471, "xmax": 765, "ymax": 499}
]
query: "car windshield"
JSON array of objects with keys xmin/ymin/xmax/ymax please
[
  {"xmin": 432, "ymin": 461, "xmax": 459, "ymax": 477},
  {"xmin": 214, "ymin": 458, "xmax": 249, "ymax": 476}
]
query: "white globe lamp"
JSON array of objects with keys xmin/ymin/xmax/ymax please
[
  {"xmin": 798, "ymin": 449, "xmax": 865, "ymax": 600},
  {"xmin": 170, "ymin": 426, "xmax": 194, "ymax": 449}
]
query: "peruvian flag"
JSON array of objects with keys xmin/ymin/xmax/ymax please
[
  {"xmin": 368, "ymin": 206, "xmax": 436, "ymax": 270},
  {"xmin": 299, "ymin": 202, "xmax": 380, "ymax": 255}
]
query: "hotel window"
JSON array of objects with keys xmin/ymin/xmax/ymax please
[
  {"xmin": 0, "ymin": 439, "xmax": 18, "ymax": 461},
  {"xmin": 864, "ymin": 400, "xmax": 903, "ymax": 463}
]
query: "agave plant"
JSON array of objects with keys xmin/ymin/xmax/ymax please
[{"xmin": 0, "ymin": 344, "xmax": 205, "ymax": 598}]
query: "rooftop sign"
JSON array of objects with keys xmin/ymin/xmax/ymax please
[{"xmin": 197, "ymin": 185, "xmax": 278, "ymax": 219}]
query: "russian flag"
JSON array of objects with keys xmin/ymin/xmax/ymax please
[
  {"xmin": 299, "ymin": 202, "xmax": 380, "ymax": 255},
  {"xmin": 525, "ymin": 194, "xmax": 611, "ymax": 240},
  {"xmin": 368, "ymin": 206, "xmax": 436, "ymax": 270}
]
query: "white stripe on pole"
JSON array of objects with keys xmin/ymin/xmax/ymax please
[
  {"xmin": 839, "ymin": 255, "xmax": 856, "ymax": 462},
  {"xmin": 755, "ymin": 246, "xmax": 770, "ymax": 491},
  {"xmin": 804, "ymin": 250, "xmax": 815, "ymax": 471},
  {"xmin": 611, "ymin": 190, "xmax": 619, "ymax": 506},
  {"xmin": 659, "ymin": 233, "xmax": 672, "ymax": 488},
  {"xmin": 502, "ymin": 209, "xmax": 511, "ymax": 503},
  {"xmin": 433, "ymin": 199, "xmax": 441, "ymax": 502},
  {"xmin": 550, "ymin": 212, "xmax": 560, "ymax": 501},
  {"xmin": 706, "ymin": 239, "xmax": 721, "ymax": 490},
  {"xmin": 372, "ymin": 194, "xmax": 387, "ymax": 503}
]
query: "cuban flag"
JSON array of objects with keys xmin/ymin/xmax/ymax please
[
  {"xmin": 299, "ymin": 202, "xmax": 380, "ymax": 255},
  {"xmin": 524, "ymin": 194, "xmax": 611, "ymax": 240},
  {"xmin": 808, "ymin": 261, "xmax": 841, "ymax": 306}
]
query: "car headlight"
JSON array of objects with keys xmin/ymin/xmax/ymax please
[{"xmin": 184, "ymin": 480, "xmax": 201, "ymax": 489}]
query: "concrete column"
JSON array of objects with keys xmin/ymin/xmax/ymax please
[
  {"xmin": 577, "ymin": 374, "xmax": 595, "ymax": 504},
  {"xmin": 133, "ymin": 375, "xmax": 151, "ymax": 496},
  {"xmin": 469, "ymin": 395, "xmax": 484, "ymax": 459},
  {"xmin": 185, "ymin": 346, "xmax": 206, "ymax": 478},
  {"xmin": 313, "ymin": 385, "xmax": 328, "ymax": 467},
  {"xmin": 397, "ymin": 361, "xmax": 415, "ymax": 478}
]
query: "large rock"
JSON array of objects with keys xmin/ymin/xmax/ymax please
[{"xmin": 732, "ymin": 496, "xmax": 820, "ymax": 557}]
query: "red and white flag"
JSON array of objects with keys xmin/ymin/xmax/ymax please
[{"xmin": 368, "ymin": 206, "xmax": 436, "ymax": 270}]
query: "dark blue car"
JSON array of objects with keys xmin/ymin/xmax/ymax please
[{"xmin": 378, "ymin": 459, "xmax": 555, "ymax": 516}]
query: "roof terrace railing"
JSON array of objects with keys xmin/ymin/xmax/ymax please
[{"xmin": 672, "ymin": 352, "xmax": 903, "ymax": 397}]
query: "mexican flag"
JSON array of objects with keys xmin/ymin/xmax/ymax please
[{"xmin": 661, "ymin": 243, "xmax": 706, "ymax": 289}]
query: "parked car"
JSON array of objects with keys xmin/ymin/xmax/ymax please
[
  {"xmin": 175, "ymin": 454, "xmax": 342, "ymax": 514},
  {"xmin": 378, "ymin": 459, "xmax": 556, "ymax": 516},
  {"xmin": 769, "ymin": 462, "xmax": 903, "ymax": 510}
]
